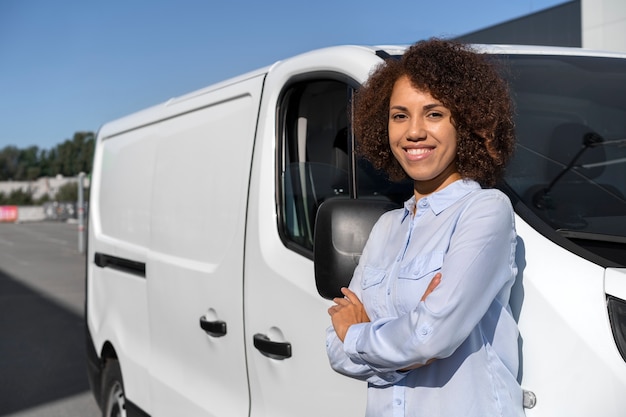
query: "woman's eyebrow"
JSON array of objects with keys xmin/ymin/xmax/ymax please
[{"xmin": 389, "ymin": 103, "xmax": 444, "ymax": 111}]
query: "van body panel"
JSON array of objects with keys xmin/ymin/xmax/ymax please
[
  {"xmin": 96, "ymin": 67, "xmax": 271, "ymax": 141},
  {"xmin": 606, "ymin": 268, "xmax": 626, "ymax": 299},
  {"xmin": 145, "ymin": 75, "xmax": 265, "ymax": 417},
  {"xmin": 514, "ymin": 218, "xmax": 626, "ymax": 415},
  {"xmin": 88, "ymin": 72, "xmax": 265, "ymax": 416},
  {"xmin": 88, "ymin": 106, "xmax": 157, "ymax": 412},
  {"xmin": 89, "ymin": 266, "xmax": 152, "ymax": 410},
  {"xmin": 242, "ymin": 47, "xmax": 382, "ymax": 417},
  {"xmin": 96, "ymin": 125, "xmax": 157, "ymax": 252}
]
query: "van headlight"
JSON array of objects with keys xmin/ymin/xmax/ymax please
[{"xmin": 607, "ymin": 295, "xmax": 626, "ymax": 363}]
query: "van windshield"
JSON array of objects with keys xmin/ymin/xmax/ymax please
[{"xmin": 501, "ymin": 54, "xmax": 626, "ymax": 263}]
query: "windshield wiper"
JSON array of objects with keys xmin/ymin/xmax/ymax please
[
  {"xmin": 579, "ymin": 138, "xmax": 626, "ymax": 169},
  {"xmin": 558, "ymin": 229, "xmax": 626, "ymax": 244},
  {"xmin": 533, "ymin": 131, "xmax": 604, "ymax": 208}
]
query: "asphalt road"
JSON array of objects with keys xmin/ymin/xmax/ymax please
[{"xmin": 0, "ymin": 221, "xmax": 100, "ymax": 417}]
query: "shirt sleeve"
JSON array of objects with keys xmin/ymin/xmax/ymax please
[
  {"xmin": 325, "ymin": 212, "xmax": 409, "ymax": 386},
  {"xmin": 343, "ymin": 191, "xmax": 517, "ymax": 372},
  {"xmin": 326, "ymin": 325, "xmax": 406, "ymax": 386}
]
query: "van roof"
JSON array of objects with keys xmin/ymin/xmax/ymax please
[
  {"xmin": 97, "ymin": 43, "xmax": 626, "ymax": 139},
  {"xmin": 377, "ymin": 43, "xmax": 626, "ymax": 57}
]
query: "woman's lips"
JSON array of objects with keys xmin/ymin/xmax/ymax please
[{"xmin": 405, "ymin": 147, "xmax": 433, "ymax": 160}]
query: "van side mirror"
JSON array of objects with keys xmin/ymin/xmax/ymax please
[{"xmin": 313, "ymin": 198, "xmax": 397, "ymax": 299}]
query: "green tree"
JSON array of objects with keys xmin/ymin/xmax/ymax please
[
  {"xmin": 0, "ymin": 131, "xmax": 95, "ymax": 181},
  {"xmin": 38, "ymin": 149, "xmax": 51, "ymax": 177},
  {"xmin": 50, "ymin": 131, "xmax": 95, "ymax": 176},
  {"xmin": 0, "ymin": 146, "xmax": 20, "ymax": 180},
  {"xmin": 54, "ymin": 181, "xmax": 89, "ymax": 202},
  {"xmin": 35, "ymin": 193, "xmax": 51, "ymax": 205},
  {"xmin": 47, "ymin": 148, "xmax": 61, "ymax": 176},
  {"xmin": 6, "ymin": 188, "xmax": 34, "ymax": 205},
  {"xmin": 16, "ymin": 146, "xmax": 40, "ymax": 180},
  {"xmin": 71, "ymin": 131, "xmax": 95, "ymax": 175},
  {"xmin": 26, "ymin": 166, "xmax": 41, "ymax": 180}
]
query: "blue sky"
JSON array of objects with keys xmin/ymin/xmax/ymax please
[{"xmin": 0, "ymin": 0, "xmax": 567, "ymax": 150}]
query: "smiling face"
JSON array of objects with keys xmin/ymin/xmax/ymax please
[{"xmin": 388, "ymin": 75, "xmax": 461, "ymax": 198}]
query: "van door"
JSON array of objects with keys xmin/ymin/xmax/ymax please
[
  {"xmin": 146, "ymin": 75, "xmax": 265, "ymax": 416},
  {"xmin": 243, "ymin": 48, "xmax": 399, "ymax": 417}
]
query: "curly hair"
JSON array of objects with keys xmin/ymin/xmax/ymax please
[{"xmin": 353, "ymin": 38, "xmax": 515, "ymax": 187}]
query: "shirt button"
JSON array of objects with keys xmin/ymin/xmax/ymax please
[{"xmin": 395, "ymin": 399, "xmax": 402, "ymax": 406}]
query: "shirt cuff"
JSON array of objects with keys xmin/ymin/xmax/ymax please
[
  {"xmin": 343, "ymin": 322, "xmax": 366, "ymax": 359},
  {"xmin": 343, "ymin": 322, "xmax": 407, "ymax": 385}
]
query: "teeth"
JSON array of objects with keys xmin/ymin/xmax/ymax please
[{"xmin": 406, "ymin": 148, "xmax": 431, "ymax": 155}]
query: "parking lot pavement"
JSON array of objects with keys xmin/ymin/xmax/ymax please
[{"xmin": 0, "ymin": 221, "xmax": 100, "ymax": 417}]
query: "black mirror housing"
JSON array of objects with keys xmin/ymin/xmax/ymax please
[{"xmin": 313, "ymin": 198, "xmax": 397, "ymax": 299}]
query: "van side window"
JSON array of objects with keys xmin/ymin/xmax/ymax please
[
  {"xmin": 278, "ymin": 79, "xmax": 413, "ymax": 256},
  {"xmin": 278, "ymin": 80, "xmax": 351, "ymax": 254}
]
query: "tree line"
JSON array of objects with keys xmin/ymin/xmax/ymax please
[
  {"xmin": 0, "ymin": 131, "xmax": 94, "ymax": 205},
  {"xmin": 0, "ymin": 131, "xmax": 95, "ymax": 181},
  {"xmin": 0, "ymin": 182, "xmax": 83, "ymax": 206}
]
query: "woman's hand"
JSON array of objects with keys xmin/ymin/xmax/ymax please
[
  {"xmin": 329, "ymin": 272, "xmax": 442, "ymax": 343},
  {"xmin": 328, "ymin": 287, "xmax": 370, "ymax": 342},
  {"xmin": 421, "ymin": 272, "xmax": 441, "ymax": 302}
]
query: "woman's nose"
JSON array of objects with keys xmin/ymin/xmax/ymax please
[{"xmin": 407, "ymin": 120, "xmax": 426, "ymax": 140}]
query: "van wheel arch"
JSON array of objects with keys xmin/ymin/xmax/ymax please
[
  {"xmin": 100, "ymin": 341, "xmax": 118, "ymax": 361},
  {"xmin": 101, "ymin": 357, "xmax": 126, "ymax": 417}
]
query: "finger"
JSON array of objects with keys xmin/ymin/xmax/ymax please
[
  {"xmin": 340, "ymin": 287, "xmax": 360, "ymax": 304},
  {"xmin": 328, "ymin": 305, "xmax": 341, "ymax": 316},
  {"xmin": 333, "ymin": 296, "xmax": 350, "ymax": 306},
  {"xmin": 421, "ymin": 272, "xmax": 442, "ymax": 300},
  {"xmin": 421, "ymin": 272, "xmax": 442, "ymax": 302}
]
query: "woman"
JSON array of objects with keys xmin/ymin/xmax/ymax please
[{"xmin": 326, "ymin": 39, "xmax": 523, "ymax": 417}]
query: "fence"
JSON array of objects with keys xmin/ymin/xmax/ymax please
[{"xmin": 0, "ymin": 203, "xmax": 88, "ymax": 223}]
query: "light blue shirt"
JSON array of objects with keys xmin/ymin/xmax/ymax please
[{"xmin": 326, "ymin": 180, "xmax": 524, "ymax": 417}]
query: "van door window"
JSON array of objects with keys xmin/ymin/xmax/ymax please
[
  {"xmin": 278, "ymin": 79, "xmax": 413, "ymax": 256},
  {"xmin": 278, "ymin": 80, "xmax": 352, "ymax": 254}
]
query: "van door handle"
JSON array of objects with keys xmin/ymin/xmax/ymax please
[
  {"xmin": 253, "ymin": 333, "xmax": 292, "ymax": 360},
  {"xmin": 199, "ymin": 317, "xmax": 227, "ymax": 337}
]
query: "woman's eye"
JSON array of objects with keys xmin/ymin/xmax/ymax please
[
  {"xmin": 392, "ymin": 113, "xmax": 407, "ymax": 120},
  {"xmin": 428, "ymin": 111, "xmax": 443, "ymax": 118}
]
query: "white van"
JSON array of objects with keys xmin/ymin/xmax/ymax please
[{"xmin": 86, "ymin": 44, "xmax": 626, "ymax": 417}]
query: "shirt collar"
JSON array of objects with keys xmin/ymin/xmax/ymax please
[{"xmin": 402, "ymin": 179, "xmax": 481, "ymax": 221}]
